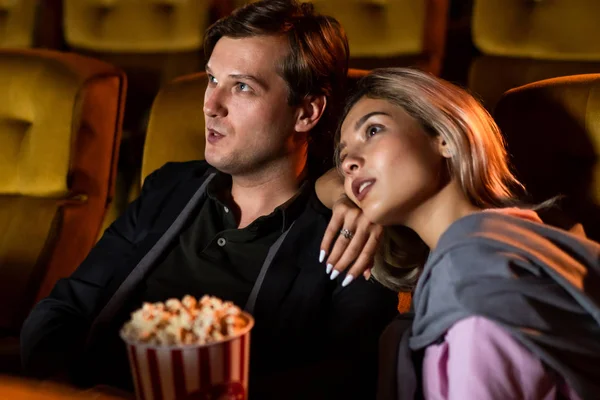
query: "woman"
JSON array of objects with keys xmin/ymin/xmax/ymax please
[{"xmin": 317, "ymin": 68, "xmax": 600, "ymax": 399}]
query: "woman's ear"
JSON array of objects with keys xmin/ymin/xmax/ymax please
[
  {"xmin": 437, "ymin": 137, "xmax": 452, "ymax": 158},
  {"xmin": 295, "ymin": 95, "xmax": 327, "ymax": 133}
]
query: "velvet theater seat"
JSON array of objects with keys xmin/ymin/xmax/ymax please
[
  {"xmin": 494, "ymin": 74, "xmax": 600, "ymax": 241},
  {"xmin": 0, "ymin": 0, "xmax": 38, "ymax": 48},
  {"xmin": 62, "ymin": 0, "xmax": 212, "ymax": 118},
  {"xmin": 469, "ymin": 0, "xmax": 600, "ymax": 110},
  {"xmin": 0, "ymin": 49, "xmax": 126, "ymax": 372},
  {"xmin": 232, "ymin": 0, "xmax": 449, "ymax": 75},
  {"xmin": 308, "ymin": 0, "xmax": 449, "ymax": 74},
  {"xmin": 63, "ymin": 0, "xmax": 210, "ymax": 53}
]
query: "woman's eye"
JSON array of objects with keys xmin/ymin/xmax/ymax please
[
  {"xmin": 367, "ymin": 125, "xmax": 381, "ymax": 137},
  {"xmin": 208, "ymin": 74, "xmax": 217, "ymax": 84}
]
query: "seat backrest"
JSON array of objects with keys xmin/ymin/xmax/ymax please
[
  {"xmin": 0, "ymin": 0, "xmax": 38, "ymax": 48},
  {"xmin": 473, "ymin": 0, "xmax": 600, "ymax": 61},
  {"xmin": 232, "ymin": 0, "xmax": 448, "ymax": 74},
  {"xmin": 141, "ymin": 69, "xmax": 368, "ymax": 184},
  {"xmin": 494, "ymin": 74, "xmax": 600, "ymax": 241},
  {"xmin": 0, "ymin": 49, "xmax": 126, "ymax": 332},
  {"xmin": 63, "ymin": 0, "xmax": 211, "ymax": 52},
  {"xmin": 311, "ymin": 0, "xmax": 447, "ymax": 59}
]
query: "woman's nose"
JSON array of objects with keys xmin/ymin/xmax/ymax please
[{"xmin": 342, "ymin": 153, "xmax": 363, "ymax": 175}]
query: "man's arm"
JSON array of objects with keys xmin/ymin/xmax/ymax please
[{"xmin": 20, "ymin": 165, "xmax": 171, "ymax": 379}]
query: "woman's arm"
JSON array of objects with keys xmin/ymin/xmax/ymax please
[
  {"xmin": 315, "ymin": 167, "xmax": 344, "ymax": 209},
  {"xmin": 316, "ymin": 168, "xmax": 383, "ymax": 285},
  {"xmin": 422, "ymin": 316, "xmax": 579, "ymax": 399}
]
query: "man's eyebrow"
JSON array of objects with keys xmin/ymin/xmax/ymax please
[
  {"xmin": 354, "ymin": 111, "xmax": 390, "ymax": 131},
  {"xmin": 204, "ymin": 65, "xmax": 268, "ymax": 89},
  {"xmin": 229, "ymin": 74, "xmax": 268, "ymax": 89}
]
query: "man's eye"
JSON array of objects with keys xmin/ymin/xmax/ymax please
[
  {"xmin": 208, "ymin": 74, "xmax": 217, "ymax": 84},
  {"xmin": 236, "ymin": 82, "xmax": 250, "ymax": 92}
]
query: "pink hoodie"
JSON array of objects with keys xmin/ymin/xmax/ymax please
[{"xmin": 421, "ymin": 209, "xmax": 582, "ymax": 400}]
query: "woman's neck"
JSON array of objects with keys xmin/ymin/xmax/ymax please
[{"xmin": 404, "ymin": 180, "xmax": 481, "ymax": 249}]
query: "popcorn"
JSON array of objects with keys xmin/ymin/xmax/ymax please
[{"xmin": 121, "ymin": 295, "xmax": 248, "ymax": 346}]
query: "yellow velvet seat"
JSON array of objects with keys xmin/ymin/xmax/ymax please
[
  {"xmin": 63, "ymin": 0, "xmax": 211, "ymax": 53},
  {"xmin": 494, "ymin": 74, "xmax": 600, "ymax": 241},
  {"xmin": 0, "ymin": 0, "xmax": 38, "ymax": 48},
  {"xmin": 0, "ymin": 49, "xmax": 126, "ymax": 350},
  {"xmin": 231, "ymin": 0, "xmax": 449, "ymax": 75},
  {"xmin": 469, "ymin": 0, "xmax": 600, "ymax": 110},
  {"xmin": 62, "ymin": 0, "xmax": 212, "ymax": 95},
  {"xmin": 64, "ymin": 1, "xmax": 215, "ymax": 233}
]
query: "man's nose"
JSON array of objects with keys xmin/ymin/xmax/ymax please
[{"xmin": 203, "ymin": 87, "xmax": 227, "ymax": 118}]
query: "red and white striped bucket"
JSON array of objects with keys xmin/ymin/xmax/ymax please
[{"xmin": 121, "ymin": 313, "xmax": 254, "ymax": 400}]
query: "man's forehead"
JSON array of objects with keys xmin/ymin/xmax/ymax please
[{"xmin": 207, "ymin": 36, "xmax": 288, "ymax": 77}]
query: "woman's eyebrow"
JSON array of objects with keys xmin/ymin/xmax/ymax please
[{"xmin": 354, "ymin": 111, "xmax": 390, "ymax": 131}]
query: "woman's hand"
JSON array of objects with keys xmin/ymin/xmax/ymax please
[{"xmin": 319, "ymin": 194, "xmax": 383, "ymax": 287}]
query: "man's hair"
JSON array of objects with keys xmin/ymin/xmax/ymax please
[{"xmin": 205, "ymin": 0, "xmax": 350, "ymax": 178}]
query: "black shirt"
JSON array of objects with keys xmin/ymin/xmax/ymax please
[
  {"xmin": 139, "ymin": 172, "xmax": 306, "ymax": 308},
  {"xmin": 98, "ymin": 172, "xmax": 309, "ymax": 389}
]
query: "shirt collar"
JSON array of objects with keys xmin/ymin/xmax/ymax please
[{"xmin": 206, "ymin": 171, "xmax": 310, "ymax": 233}]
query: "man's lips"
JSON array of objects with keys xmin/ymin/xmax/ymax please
[{"xmin": 206, "ymin": 128, "xmax": 225, "ymax": 144}]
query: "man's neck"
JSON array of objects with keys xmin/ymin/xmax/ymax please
[{"xmin": 228, "ymin": 162, "xmax": 306, "ymax": 229}]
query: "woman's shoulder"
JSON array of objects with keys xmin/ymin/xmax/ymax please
[{"xmin": 433, "ymin": 208, "xmax": 599, "ymax": 267}]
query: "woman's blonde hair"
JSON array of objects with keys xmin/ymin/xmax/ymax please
[{"xmin": 336, "ymin": 68, "xmax": 525, "ymax": 291}]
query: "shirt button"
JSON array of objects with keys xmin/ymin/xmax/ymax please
[
  {"xmin": 224, "ymin": 206, "xmax": 229, "ymax": 213},
  {"xmin": 217, "ymin": 237, "xmax": 227, "ymax": 247}
]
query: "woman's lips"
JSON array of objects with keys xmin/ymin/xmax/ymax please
[{"xmin": 352, "ymin": 179, "xmax": 375, "ymax": 202}]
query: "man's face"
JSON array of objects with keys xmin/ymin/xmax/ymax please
[{"xmin": 203, "ymin": 35, "xmax": 301, "ymax": 176}]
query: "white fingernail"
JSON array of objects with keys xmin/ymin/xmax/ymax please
[
  {"xmin": 342, "ymin": 275, "xmax": 354, "ymax": 287},
  {"xmin": 319, "ymin": 250, "xmax": 326, "ymax": 263},
  {"xmin": 326, "ymin": 263, "xmax": 333, "ymax": 274},
  {"xmin": 330, "ymin": 269, "xmax": 340, "ymax": 280}
]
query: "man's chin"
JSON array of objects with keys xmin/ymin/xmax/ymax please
[{"xmin": 204, "ymin": 156, "xmax": 240, "ymax": 176}]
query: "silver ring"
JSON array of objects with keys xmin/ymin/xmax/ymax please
[{"xmin": 339, "ymin": 228, "xmax": 354, "ymax": 240}]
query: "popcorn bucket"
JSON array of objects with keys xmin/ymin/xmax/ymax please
[{"xmin": 121, "ymin": 312, "xmax": 254, "ymax": 400}]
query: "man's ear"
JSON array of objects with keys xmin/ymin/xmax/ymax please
[{"xmin": 295, "ymin": 95, "xmax": 327, "ymax": 133}]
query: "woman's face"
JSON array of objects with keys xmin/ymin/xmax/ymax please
[{"xmin": 339, "ymin": 97, "xmax": 446, "ymax": 226}]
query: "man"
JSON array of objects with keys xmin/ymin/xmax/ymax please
[{"xmin": 20, "ymin": 1, "xmax": 398, "ymax": 398}]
